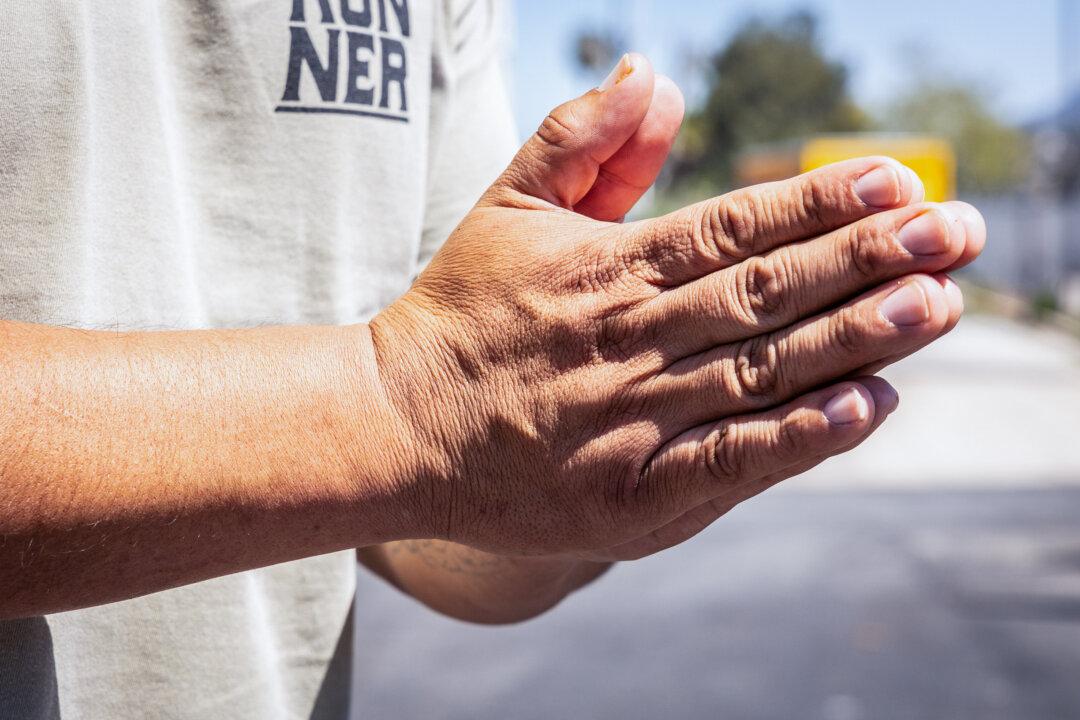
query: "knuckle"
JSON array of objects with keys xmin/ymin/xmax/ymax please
[
  {"xmin": 696, "ymin": 195, "xmax": 760, "ymax": 263},
  {"xmin": 595, "ymin": 315, "xmax": 645, "ymax": 364},
  {"xmin": 829, "ymin": 310, "xmax": 865, "ymax": 357},
  {"xmin": 609, "ymin": 450, "xmax": 654, "ymax": 516},
  {"xmin": 773, "ymin": 415, "xmax": 805, "ymax": 458},
  {"xmin": 535, "ymin": 104, "xmax": 580, "ymax": 151},
  {"xmin": 794, "ymin": 172, "xmax": 834, "ymax": 231},
  {"xmin": 727, "ymin": 335, "xmax": 782, "ymax": 400},
  {"xmin": 575, "ymin": 249, "xmax": 620, "ymax": 294},
  {"xmin": 660, "ymin": 214, "xmax": 699, "ymax": 268},
  {"xmin": 736, "ymin": 256, "xmax": 788, "ymax": 323},
  {"xmin": 605, "ymin": 385, "xmax": 654, "ymax": 429},
  {"xmin": 704, "ymin": 423, "xmax": 748, "ymax": 484},
  {"xmin": 623, "ymin": 453, "xmax": 680, "ymax": 529},
  {"xmin": 607, "ymin": 468, "xmax": 635, "ymax": 513},
  {"xmin": 846, "ymin": 222, "xmax": 887, "ymax": 279}
]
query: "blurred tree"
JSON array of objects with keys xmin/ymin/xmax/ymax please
[
  {"xmin": 1028, "ymin": 90, "xmax": 1080, "ymax": 198},
  {"xmin": 676, "ymin": 11, "xmax": 868, "ymax": 188},
  {"xmin": 884, "ymin": 82, "xmax": 1032, "ymax": 195},
  {"xmin": 573, "ymin": 30, "xmax": 624, "ymax": 76}
]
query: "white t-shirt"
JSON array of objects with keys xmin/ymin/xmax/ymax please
[{"xmin": 0, "ymin": 1, "xmax": 517, "ymax": 718}]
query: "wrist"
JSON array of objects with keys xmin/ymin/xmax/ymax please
[
  {"xmin": 328, "ymin": 322, "xmax": 434, "ymax": 545},
  {"xmin": 366, "ymin": 299, "xmax": 472, "ymax": 541}
]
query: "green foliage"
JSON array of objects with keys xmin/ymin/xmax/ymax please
[
  {"xmin": 573, "ymin": 30, "xmax": 624, "ymax": 75},
  {"xmin": 678, "ymin": 11, "xmax": 868, "ymax": 188},
  {"xmin": 668, "ymin": 9, "xmax": 1031, "ymax": 196},
  {"xmin": 884, "ymin": 83, "xmax": 1032, "ymax": 194},
  {"xmin": 1031, "ymin": 289, "xmax": 1060, "ymax": 319}
]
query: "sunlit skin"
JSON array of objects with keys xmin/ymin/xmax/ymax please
[{"xmin": 0, "ymin": 55, "xmax": 985, "ymax": 623}]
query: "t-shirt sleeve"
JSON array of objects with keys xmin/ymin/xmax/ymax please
[{"xmin": 417, "ymin": 0, "xmax": 519, "ymax": 272}]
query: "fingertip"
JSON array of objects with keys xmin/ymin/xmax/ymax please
[
  {"xmin": 878, "ymin": 274, "xmax": 950, "ymax": 331},
  {"xmin": 932, "ymin": 272, "xmax": 964, "ymax": 331},
  {"xmin": 847, "ymin": 157, "xmax": 926, "ymax": 211},
  {"xmin": 598, "ymin": 52, "xmax": 655, "ymax": 103},
  {"xmin": 633, "ymin": 74, "xmax": 685, "ymax": 156},
  {"xmin": 943, "ymin": 201, "xmax": 986, "ymax": 271},
  {"xmin": 915, "ymin": 273, "xmax": 953, "ymax": 329},
  {"xmin": 854, "ymin": 160, "xmax": 906, "ymax": 209},
  {"xmin": 849, "ymin": 157, "xmax": 923, "ymax": 211},
  {"xmin": 574, "ymin": 70, "xmax": 683, "ymax": 222},
  {"xmin": 596, "ymin": 53, "xmax": 655, "ymax": 137},
  {"xmin": 504, "ymin": 53, "xmax": 657, "ymax": 208},
  {"xmin": 651, "ymin": 74, "xmax": 686, "ymax": 127},
  {"xmin": 896, "ymin": 203, "xmax": 963, "ymax": 260},
  {"xmin": 906, "ymin": 166, "xmax": 926, "ymax": 204},
  {"xmin": 823, "ymin": 383, "xmax": 873, "ymax": 426},
  {"xmin": 943, "ymin": 275, "xmax": 964, "ymax": 312},
  {"xmin": 624, "ymin": 51, "xmax": 651, "ymax": 77},
  {"xmin": 856, "ymin": 376, "xmax": 900, "ymax": 416},
  {"xmin": 932, "ymin": 270, "xmax": 962, "ymax": 298}
]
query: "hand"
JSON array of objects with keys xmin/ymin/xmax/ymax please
[{"xmin": 369, "ymin": 54, "xmax": 985, "ymax": 557}]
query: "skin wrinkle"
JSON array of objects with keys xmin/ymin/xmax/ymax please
[
  {"xmin": 0, "ymin": 56, "xmax": 982, "ymax": 622},
  {"xmin": 602, "ymin": 376, "xmax": 898, "ymax": 562}
]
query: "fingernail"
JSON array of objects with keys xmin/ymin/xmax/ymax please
[
  {"xmin": 599, "ymin": 54, "xmax": 633, "ymax": 91},
  {"xmin": 897, "ymin": 209, "xmax": 951, "ymax": 256},
  {"xmin": 879, "ymin": 281, "xmax": 930, "ymax": 326},
  {"xmin": 824, "ymin": 387, "xmax": 869, "ymax": 425},
  {"xmin": 854, "ymin": 165, "xmax": 901, "ymax": 208}
]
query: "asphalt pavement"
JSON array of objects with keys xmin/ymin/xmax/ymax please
[{"xmin": 350, "ymin": 315, "xmax": 1080, "ymax": 720}]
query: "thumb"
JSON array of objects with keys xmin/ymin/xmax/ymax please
[
  {"xmin": 487, "ymin": 53, "xmax": 655, "ymax": 210},
  {"xmin": 574, "ymin": 74, "xmax": 685, "ymax": 222}
]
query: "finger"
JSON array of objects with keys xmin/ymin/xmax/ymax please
[
  {"xmin": 595, "ymin": 464, "xmax": 803, "ymax": 561},
  {"xmin": 483, "ymin": 53, "xmax": 655, "ymax": 211},
  {"xmin": 619, "ymin": 156, "xmax": 925, "ymax": 286},
  {"xmin": 646, "ymin": 274, "xmax": 949, "ymax": 428},
  {"xmin": 854, "ymin": 273, "xmax": 963, "ymax": 376},
  {"xmin": 628, "ymin": 380, "xmax": 883, "ymax": 530},
  {"xmin": 943, "ymin": 201, "xmax": 986, "ymax": 271},
  {"xmin": 573, "ymin": 75, "xmax": 685, "ymax": 222},
  {"xmin": 596, "ymin": 377, "xmax": 899, "ymax": 561},
  {"xmin": 639, "ymin": 201, "xmax": 969, "ymax": 358},
  {"xmin": 907, "ymin": 167, "xmax": 927, "ymax": 204}
]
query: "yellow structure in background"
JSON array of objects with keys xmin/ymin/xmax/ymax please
[
  {"xmin": 801, "ymin": 135, "xmax": 955, "ymax": 202},
  {"xmin": 736, "ymin": 134, "xmax": 956, "ymax": 202}
]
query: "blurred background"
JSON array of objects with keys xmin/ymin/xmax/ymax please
[{"xmin": 352, "ymin": 2, "xmax": 1080, "ymax": 718}]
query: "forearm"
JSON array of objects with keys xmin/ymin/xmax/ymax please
[
  {"xmin": 359, "ymin": 540, "xmax": 610, "ymax": 624},
  {"xmin": 0, "ymin": 320, "xmax": 421, "ymax": 619}
]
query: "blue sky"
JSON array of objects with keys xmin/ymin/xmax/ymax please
[{"xmin": 508, "ymin": 0, "xmax": 1077, "ymax": 138}]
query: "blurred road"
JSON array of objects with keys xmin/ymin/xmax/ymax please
[{"xmin": 351, "ymin": 315, "xmax": 1080, "ymax": 720}]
